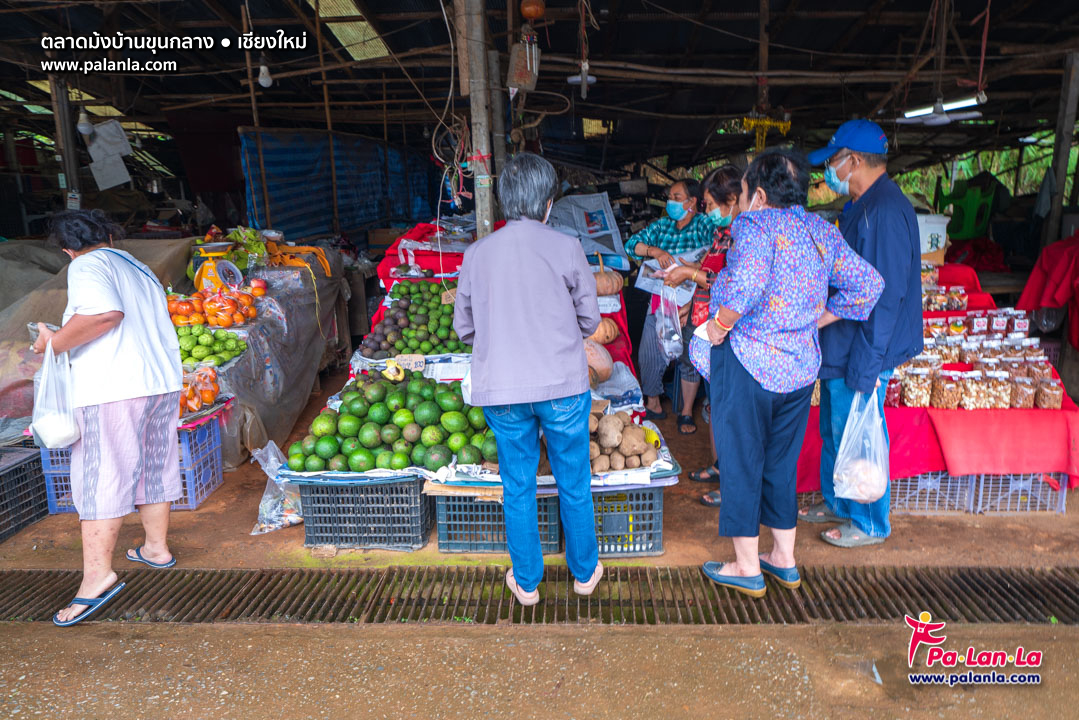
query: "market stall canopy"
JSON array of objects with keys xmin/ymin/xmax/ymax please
[{"xmin": 0, "ymin": 1, "xmax": 1076, "ymax": 176}]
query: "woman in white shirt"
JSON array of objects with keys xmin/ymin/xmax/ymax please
[{"xmin": 32, "ymin": 210, "xmax": 183, "ymax": 626}]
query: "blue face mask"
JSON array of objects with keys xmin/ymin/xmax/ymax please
[
  {"xmin": 824, "ymin": 155, "xmax": 851, "ymax": 196},
  {"xmin": 666, "ymin": 199, "xmax": 689, "ymax": 222},
  {"xmin": 708, "ymin": 206, "xmax": 733, "ymax": 228}
]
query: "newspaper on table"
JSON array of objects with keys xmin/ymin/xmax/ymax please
[
  {"xmin": 549, "ymin": 193, "xmax": 629, "ymax": 270},
  {"xmin": 633, "ymin": 245, "xmax": 709, "ymax": 306}
]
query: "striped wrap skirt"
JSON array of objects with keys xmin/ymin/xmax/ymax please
[{"xmin": 71, "ymin": 391, "xmax": 183, "ymax": 521}]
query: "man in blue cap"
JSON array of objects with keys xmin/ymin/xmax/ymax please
[{"xmin": 800, "ymin": 119, "xmax": 923, "ymax": 547}]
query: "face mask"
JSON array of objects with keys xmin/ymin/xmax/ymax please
[
  {"xmin": 666, "ymin": 199, "xmax": 689, "ymax": 222},
  {"xmin": 825, "ymin": 155, "xmax": 852, "ymax": 195},
  {"xmin": 708, "ymin": 206, "xmax": 733, "ymax": 228},
  {"xmin": 746, "ymin": 194, "xmax": 761, "ymax": 214}
]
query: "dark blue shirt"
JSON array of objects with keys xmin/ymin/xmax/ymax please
[{"xmin": 819, "ymin": 174, "xmax": 924, "ymax": 394}]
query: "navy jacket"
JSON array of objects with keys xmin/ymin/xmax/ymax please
[{"xmin": 819, "ymin": 174, "xmax": 924, "ymax": 394}]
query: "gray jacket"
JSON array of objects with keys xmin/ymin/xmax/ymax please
[{"xmin": 454, "ymin": 219, "xmax": 602, "ymax": 406}]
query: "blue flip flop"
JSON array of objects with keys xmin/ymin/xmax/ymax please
[
  {"xmin": 52, "ymin": 582, "xmax": 126, "ymax": 627},
  {"xmin": 127, "ymin": 546, "xmax": 176, "ymax": 569},
  {"xmin": 759, "ymin": 558, "xmax": 801, "ymax": 590},
  {"xmin": 702, "ymin": 561, "xmax": 766, "ymax": 598}
]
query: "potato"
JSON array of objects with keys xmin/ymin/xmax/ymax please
[
  {"xmin": 591, "ymin": 455, "xmax": 611, "ymax": 474},
  {"xmin": 614, "ymin": 411, "xmax": 633, "ymax": 426},
  {"xmin": 589, "ymin": 441, "xmax": 601, "ymax": 460},
  {"xmin": 641, "ymin": 447, "xmax": 658, "ymax": 466},
  {"xmin": 597, "ymin": 415, "xmax": 624, "ymax": 448},
  {"xmin": 601, "ymin": 446, "xmax": 614, "ymax": 456},
  {"xmin": 618, "ymin": 424, "xmax": 650, "ymax": 456},
  {"xmin": 625, "ymin": 454, "xmax": 641, "ymax": 469},
  {"xmin": 588, "ymin": 414, "xmax": 600, "ymax": 433},
  {"xmin": 610, "ymin": 451, "xmax": 625, "ymax": 471}
]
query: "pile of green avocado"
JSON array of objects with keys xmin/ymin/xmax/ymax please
[
  {"xmin": 287, "ymin": 372, "xmax": 498, "ymax": 473},
  {"xmin": 358, "ymin": 280, "xmax": 472, "ymax": 360}
]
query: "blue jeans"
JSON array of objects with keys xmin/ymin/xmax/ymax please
[
  {"xmin": 483, "ymin": 391, "xmax": 599, "ymax": 592},
  {"xmin": 819, "ymin": 373, "xmax": 893, "ymax": 538}
]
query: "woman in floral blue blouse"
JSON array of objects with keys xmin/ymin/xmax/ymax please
[{"xmin": 701, "ymin": 148, "xmax": 884, "ymax": 599}]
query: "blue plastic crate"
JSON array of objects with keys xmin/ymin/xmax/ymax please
[
  {"xmin": 435, "ymin": 494, "xmax": 561, "ymax": 553},
  {"xmin": 296, "ymin": 475, "xmax": 432, "ymax": 551},
  {"xmin": 42, "ymin": 419, "xmax": 223, "ymax": 514},
  {"xmin": 593, "ymin": 486, "xmax": 665, "ymax": 557},
  {"xmin": 0, "ymin": 448, "xmax": 48, "ymax": 543}
]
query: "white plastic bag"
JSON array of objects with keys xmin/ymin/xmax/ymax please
[
  {"xmin": 461, "ymin": 367, "xmax": 473, "ymax": 405},
  {"xmin": 31, "ymin": 341, "xmax": 80, "ymax": 449},
  {"xmin": 655, "ymin": 285, "xmax": 683, "ymax": 362},
  {"xmin": 833, "ymin": 388, "xmax": 888, "ymax": 504},
  {"xmin": 250, "ymin": 440, "xmax": 303, "ymax": 535}
]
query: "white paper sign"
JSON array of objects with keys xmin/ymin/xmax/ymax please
[
  {"xmin": 89, "ymin": 153, "xmax": 131, "ymax": 190},
  {"xmin": 86, "ymin": 119, "xmax": 133, "ymax": 162}
]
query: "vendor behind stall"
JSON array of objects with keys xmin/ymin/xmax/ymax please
[
  {"xmin": 801, "ymin": 119, "xmax": 922, "ymax": 549},
  {"xmin": 625, "ymin": 179, "xmax": 715, "ymax": 422}
]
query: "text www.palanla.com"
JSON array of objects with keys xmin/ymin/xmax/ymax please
[
  {"xmin": 40, "ymin": 58, "xmax": 178, "ymax": 74},
  {"xmin": 909, "ymin": 672, "xmax": 1042, "ymax": 687}
]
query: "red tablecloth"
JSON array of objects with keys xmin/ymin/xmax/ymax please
[
  {"xmin": 797, "ymin": 393, "xmax": 1079, "ymax": 491},
  {"xmin": 603, "ymin": 292, "xmax": 636, "ymax": 377},
  {"xmin": 936, "ymin": 263, "xmax": 982, "ymax": 292}
]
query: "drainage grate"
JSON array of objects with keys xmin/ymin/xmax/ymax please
[{"xmin": 2, "ymin": 566, "xmax": 1077, "ymax": 625}]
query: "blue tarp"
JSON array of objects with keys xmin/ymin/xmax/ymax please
[{"xmin": 240, "ymin": 128, "xmax": 435, "ymax": 239}]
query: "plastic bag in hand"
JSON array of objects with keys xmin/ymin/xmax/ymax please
[
  {"xmin": 833, "ymin": 388, "xmax": 888, "ymax": 504},
  {"xmin": 31, "ymin": 340, "xmax": 80, "ymax": 449},
  {"xmin": 250, "ymin": 440, "xmax": 303, "ymax": 535},
  {"xmin": 655, "ymin": 285, "xmax": 684, "ymax": 362}
]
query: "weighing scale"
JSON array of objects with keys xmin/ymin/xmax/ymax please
[{"xmin": 192, "ymin": 242, "xmax": 244, "ymax": 291}]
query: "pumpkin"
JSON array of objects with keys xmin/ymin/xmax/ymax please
[
  {"xmin": 584, "ymin": 338, "xmax": 613, "ymax": 387},
  {"xmin": 593, "ymin": 254, "xmax": 623, "ymax": 296},
  {"xmin": 589, "ymin": 317, "xmax": 620, "ymax": 345}
]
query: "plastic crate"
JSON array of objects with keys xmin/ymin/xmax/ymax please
[
  {"xmin": 0, "ymin": 448, "xmax": 48, "ymax": 543},
  {"xmin": 593, "ymin": 486, "xmax": 665, "ymax": 557},
  {"xmin": 41, "ymin": 419, "xmax": 223, "ymax": 514},
  {"xmin": 435, "ymin": 494, "xmax": 561, "ymax": 553},
  {"xmin": 2, "ymin": 435, "xmax": 36, "ymax": 449},
  {"xmin": 297, "ymin": 476, "xmax": 432, "ymax": 550},
  {"xmin": 974, "ymin": 473, "xmax": 1067, "ymax": 514},
  {"xmin": 891, "ymin": 472, "xmax": 976, "ymax": 515}
]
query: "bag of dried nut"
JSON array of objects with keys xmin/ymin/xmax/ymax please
[
  {"xmin": 1035, "ymin": 379, "xmax": 1064, "ymax": 410},
  {"xmin": 960, "ymin": 371, "xmax": 987, "ymax": 410},
  {"xmin": 985, "ymin": 371, "xmax": 1012, "ymax": 409},
  {"xmin": 902, "ymin": 369, "xmax": 932, "ymax": 408},
  {"xmin": 930, "ymin": 371, "xmax": 962, "ymax": 410},
  {"xmin": 1011, "ymin": 377, "xmax": 1036, "ymax": 409},
  {"xmin": 1026, "ymin": 356, "xmax": 1053, "ymax": 382}
]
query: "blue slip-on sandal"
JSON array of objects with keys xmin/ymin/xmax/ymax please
[
  {"xmin": 702, "ymin": 561, "xmax": 766, "ymax": 599},
  {"xmin": 52, "ymin": 582, "xmax": 126, "ymax": 627},
  {"xmin": 759, "ymin": 558, "xmax": 801, "ymax": 590},
  {"xmin": 126, "ymin": 546, "xmax": 176, "ymax": 569}
]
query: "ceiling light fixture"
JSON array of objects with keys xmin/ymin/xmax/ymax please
[
  {"xmin": 903, "ymin": 91, "xmax": 986, "ymax": 119},
  {"xmin": 76, "ymin": 109, "xmax": 94, "ymax": 135}
]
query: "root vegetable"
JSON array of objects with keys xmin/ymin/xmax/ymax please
[
  {"xmin": 589, "ymin": 441, "xmax": 601, "ymax": 460},
  {"xmin": 614, "ymin": 411, "xmax": 633, "ymax": 426},
  {"xmin": 591, "ymin": 455, "xmax": 611, "ymax": 474},
  {"xmin": 597, "ymin": 415, "xmax": 625, "ymax": 448},
  {"xmin": 618, "ymin": 424, "xmax": 649, "ymax": 456},
  {"xmin": 641, "ymin": 447, "xmax": 658, "ymax": 466},
  {"xmin": 610, "ymin": 451, "xmax": 625, "ymax": 471},
  {"xmin": 625, "ymin": 455, "xmax": 641, "ymax": 469},
  {"xmin": 589, "ymin": 414, "xmax": 599, "ymax": 433},
  {"xmin": 601, "ymin": 446, "xmax": 614, "ymax": 455}
]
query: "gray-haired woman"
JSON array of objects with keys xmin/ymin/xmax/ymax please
[
  {"xmin": 454, "ymin": 152, "xmax": 604, "ymax": 605},
  {"xmin": 31, "ymin": 210, "xmax": 183, "ymax": 626}
]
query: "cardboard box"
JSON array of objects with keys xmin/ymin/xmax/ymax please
[
  {"xmin": 366, "ymin": 227, "xmax": 405, "ymax": 258},
  {"xmin": 917, "ymin": 213, "xmax": 950, "ymax": 264}
]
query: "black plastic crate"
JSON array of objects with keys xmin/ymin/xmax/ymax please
[
  {"xmin": 2, "ymin": 435, "xmax": 36, "ymax": 449},
  {"xmin": 435, "ymin": 494, "xmax": 561, "ymax": 553},
  {"xmin": 593, "ymin": 486, "xmax": 665, "ymax": 557},
  {"xmin": 0, "ymin": 448, "xmax": 48, "ymax": 543},
  {"xmin": 297, "ymin": 476, "xmax": 432, "ymax": 550}
]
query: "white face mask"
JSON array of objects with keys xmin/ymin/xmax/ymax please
[{"xmin": 746, "ymin": 193, "xmax": 762, "ymax": 214}]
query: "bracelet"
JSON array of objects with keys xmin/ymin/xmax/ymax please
[
  {"xmin": 714, "ymin": 315, "xmax": 733, "ymax": 331},
  {"xmin": 691, "ymin": 269, "xmax": 700, "ymax": 283}
]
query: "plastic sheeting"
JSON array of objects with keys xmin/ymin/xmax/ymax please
[
  {"xmin": 0, "ymin": 237, "xmax": 195, "ymax": 444},
  {"xmin": 238, "ymin": 128, "xmax": 437, "ymax": 240},
  {"xmin": 216, "ymin": 252, "xmax": 348, "ymax": 470}
]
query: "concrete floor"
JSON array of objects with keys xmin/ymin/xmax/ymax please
[
  {"xmin": 2, "ymin": 368, "xmax": 1077, "ymax": 572},
  {"xmin": 1, "ymin": 623, "xmax": 1074, "ymax": 719}
]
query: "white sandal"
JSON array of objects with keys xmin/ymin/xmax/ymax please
[
  {"xmin": 505, "ymin": 568, "xmax": 540, "ymax": 606},
  {"xmin": 573, "ymin": 561, "xmax": 604, "ymax": 596}
]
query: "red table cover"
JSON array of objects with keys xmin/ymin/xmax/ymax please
[{"xmin": 797, "ymin": 387, "xmax": 1079, "ymax": 491}]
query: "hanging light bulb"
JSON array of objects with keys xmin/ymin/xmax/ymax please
[
  {"xmin": 76, "ymin": 110, "xmax": 94, "ymax": 135},
  {"xmin": 257, "ymin": 55, "xmax": 273, "ymax": 88}
]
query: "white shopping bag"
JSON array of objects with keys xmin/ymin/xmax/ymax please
[
  {"xmin": 31, "ymin": 340, "xmax": 81, "ymax": 449},
  {"xmin": 833, "ymin": 388, "xmax": 888, "ymax": 504}
]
